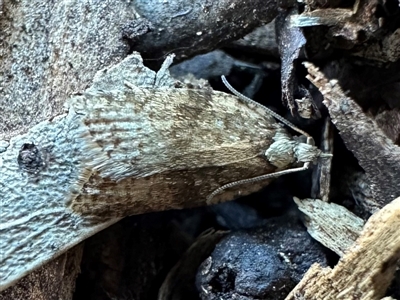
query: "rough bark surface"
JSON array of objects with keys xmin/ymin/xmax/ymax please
[
  {"xmin": 0, "ymin": 0, "xmax": 278, "ymax": 141},
  {"xmin": 305, "ymin": 63, "xmax": 400, "ymax": 210},
  {"xmin": 0, "ymin": 245, "xmax": 84, "ymax": 300},
  {"xmin": 0, "ymin": 1, "xmax": 278, "ymax": 294}
]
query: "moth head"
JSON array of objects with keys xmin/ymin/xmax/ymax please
[{"xmin": 293, "ymin": 139, "xmax": 322, "ymax": 165}]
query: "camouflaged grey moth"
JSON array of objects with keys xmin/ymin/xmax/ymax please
[{"xmin": 0, "ymin": 53, "xmax": 323, "ymax": 291}]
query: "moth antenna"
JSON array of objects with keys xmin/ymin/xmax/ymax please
[
  {"xmin": 221, "ymin": 75, "xmax": 312, "ymax": 139},
  {"xmin": 207, "ymin": 163, "xmax": 310, "ymax": 204}
]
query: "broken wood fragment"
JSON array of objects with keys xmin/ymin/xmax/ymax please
[
  {"xmin": 305, "ymin": 62, "xmax": 400, "ymax": 210},
  {"xmin": 286, "ymin": 196, "xmax": 400, "ymax": 300},
  {"xmin": 276, "ymin": 7, "xmax": 307, "ymax": 115},
  {"xmin": 290, "ymin": 0, "xmax": 382, "ymax": 49},
  {"xmin": 311, "ymin": 118, "xmax": 333, "ymax": 202},
  {"xmin": 294, "ymin": 197, "xmax": 364, "ymax": 257}
]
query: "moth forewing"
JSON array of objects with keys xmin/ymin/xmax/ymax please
[
  {"xmin": 70, "ymin": 78, "xmax": 323, "ymax": 215},
  {"xmin": 69, "ymin": 87, "xmax": 287, "ymax": 216}
]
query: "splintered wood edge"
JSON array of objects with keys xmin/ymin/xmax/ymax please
[
  {"xmin": 287, "ymin": 197, "xmax": 400, "ymax": 300},
  {"xmin": 303, "ymin": 61, "xmax": 400, "ymax": 209},
  {"xmin": 293, "ymin": 197, "xmax": 364, "ymax": 257},
  {"xmin": 311, "ymin": 118, "xmax": 334, "ymax": 202}
]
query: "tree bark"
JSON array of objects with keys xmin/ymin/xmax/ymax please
[
  {"xmin": 0, "ymin": 0, "xmax": 282, "ymax": 295},
  {"xmin": 0, "ymin": 0, "xmax": 277, "ymax": 141}
]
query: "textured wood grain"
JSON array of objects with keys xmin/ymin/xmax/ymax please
[
  {"xmin": 0, "ymin": 0, "xmax": 136, "ymax": 141},
  {"xmin": 294, "ymin": 197, "xmax": 364, "ymax": 256},
  {"xmin": 0, "ymin": 0, "xmax": 278, "ymax": 142},
  {"xmin": 305, "ymin": 62, "xmax": 400, "ymax": 210},
  {"xmin": 0, "ymin": 53, "xmax": 322, "ymax": 291},
  {"xmin": 286, "ymin": 196, "xmax": 400, "ymax": 300},
  {"xmin": 0, "ymin": 244, "xmax": 84, "ymax": 300}
]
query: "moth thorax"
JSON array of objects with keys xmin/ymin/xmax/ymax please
[
  {"xmin": 265, "ymin": 138, "xmax": 297, "ymax": 169},
  {"xmin": 265, "ymin": 129, "xmax": 321, "ymax": 168}
]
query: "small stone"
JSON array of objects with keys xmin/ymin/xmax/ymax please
[
  {"xmin": 17, "ymin": 142, "xmax": 45, "ymax": 174},
  {"xmin": 196, "ymin": 215, "xmax": 330, "ymax": 300}
]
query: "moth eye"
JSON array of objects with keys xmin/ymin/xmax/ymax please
[{"xmin": 17, "ymin": 142, "xmax": 45, "ymax": 174}]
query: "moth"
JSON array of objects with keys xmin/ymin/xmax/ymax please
[{"xmin": 0, "ymin": 53, "xmax": 322, "ymax": 291}]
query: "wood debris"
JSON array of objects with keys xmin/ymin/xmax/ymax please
[
  {"xmin": 294, "ymin": 197, "xmax": 364, "ymax": 257},
  {"xmin": 305, "ymin": 62, "xmax": 400, "ymax": 210},
  {"xmin": 287, "ymin": 197, "xmax": 400, "ymax": 300}
]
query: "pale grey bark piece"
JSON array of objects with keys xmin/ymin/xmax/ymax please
[
  {"xmin": 0, "ymin": 112, "xmax": 119, "ymax": 289},
  {"xmin": 0, "ymin": 53, "xmax": 322, "ymax": 292},
  {"xmin": 293, "ymin": 198, "xmax": 364, "ymax": 256}
]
